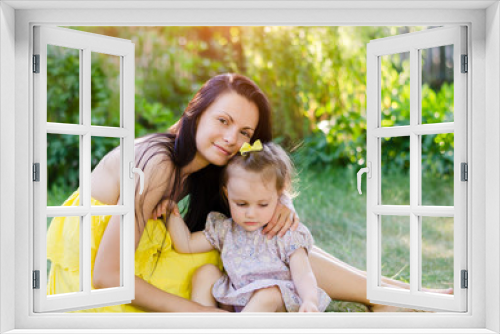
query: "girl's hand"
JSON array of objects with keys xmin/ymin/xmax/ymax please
[
  {"xmin": 262, "ymin": 200, "xmax": 300, "ymax": 239},
  {"xmin": 198, "ymin": 305, "xmax": 230, "ymax": 313},
  {"xmin": 151, "ymin": 199, "xmax": 179, "ymax": 220},
  {"xmin": 299, "ymin": 300, "xmax": 319, "ymax": 312}
]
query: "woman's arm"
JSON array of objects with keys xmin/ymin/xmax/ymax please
[
  {"xmin": 92, "ymin": 155, "xmax": 223, "ymax": 312},
  {"xmin": 262, "ymin": 192, "xmax": 300, "ymax": 238},
  {"xmin": 167, "ymin": 206, "xmax": 214, "ymax": 254},
  {"xmin": 289, "ymin": 248, "xmax": 320, "ymax": 312},
  {"xmin": 93, "ymin": 212, "xmax": 223, "ymax": 312}
]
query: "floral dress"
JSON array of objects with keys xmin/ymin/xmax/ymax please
[{"xmin": 203, "ymin": 212, "xmax": 331, "ymax": 312}]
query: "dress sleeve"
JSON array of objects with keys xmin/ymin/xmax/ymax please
[
  {"xmin": 277, "ymin": 223, "xmax": 314, "ymax": 264},
  {"xmin": 203, "ymin": 212, "xmax": 231, "ymax": 251}
]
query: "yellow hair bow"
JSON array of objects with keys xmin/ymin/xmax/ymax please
[{"xmin": 239, "ymin": 140, "xmax": 263, "ymax": 156}]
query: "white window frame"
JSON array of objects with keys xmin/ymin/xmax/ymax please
[
  {"xmin": 32, "ymin": 26, "xmax": 136, "ymax": 312},
  {"xmin": 365, "ymin": 26, "xmax": 467, "ymax": 312},
  {"xmin": 1, "ymin": 1, "xmax": 499, "ymax": 333}
]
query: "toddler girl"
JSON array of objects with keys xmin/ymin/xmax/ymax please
[{"xmin": 167, "ymin": 141, "xmax": 331, "ymax": 312}]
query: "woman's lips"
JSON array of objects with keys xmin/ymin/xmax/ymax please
[{"xmin": 213, "ymin": 144, "xmax": 231, "ymax": 156}]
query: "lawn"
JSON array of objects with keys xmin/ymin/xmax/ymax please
[{"xmin": 294, "ymin": 165, "xmax": 454, "ymax": 311}]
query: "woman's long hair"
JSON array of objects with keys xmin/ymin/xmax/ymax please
[{"xmin": 135, "ymin": 73, "xmax": 273, "ymax": 232}]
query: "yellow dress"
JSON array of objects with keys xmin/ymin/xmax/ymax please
[{"xmin": 46, "ymin": 190, "xmax": 222, "ymax": 312}]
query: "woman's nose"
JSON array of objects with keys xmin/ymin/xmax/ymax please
[{"xmin": 223, "ymin": 128, "xmax": 238, "ymax": 145}]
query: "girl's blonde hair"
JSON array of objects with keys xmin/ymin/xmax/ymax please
[{"xmin": 222, "ymin": 142, "xmax": 295, "ymax": 195}]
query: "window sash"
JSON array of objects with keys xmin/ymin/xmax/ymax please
[
  {"xmin": 366, "ymin": 26, "xmax": 467, "ymax": 312},
  {"xmin": 32, "ymin": 26, "xmax": 136, "ymax": 313}
]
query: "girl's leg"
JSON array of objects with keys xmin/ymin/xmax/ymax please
[
  {"xmin": 191, "ymin": 264, "xmax": 223, "ymax": 307},
  {"xmin": 242, "ymin": 287, "xmax": 286, "ymax": 312}
]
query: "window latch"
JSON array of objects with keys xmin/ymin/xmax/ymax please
[
  {"xmin": 357, "ymin": 162, "xmax": 372, "ymax": 195},
  {"xmin": 129, "ymin": 162, "xmax": 144, "ymax": 195}
]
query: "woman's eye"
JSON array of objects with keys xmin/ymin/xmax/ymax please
[
  {"xmin": 236, "ymin": 203, "xmax": 247, "ymax": 207},
  {"xmin": 259, "ymin": 204, "xmax": 269, "ymax": 208},
  {"xmin": 241, "ymin": 130, "xmax": 252, "ymax": 138},
  {"xmin": 218, "ymin": 118, "xmax": 228, "ymax": 125}
]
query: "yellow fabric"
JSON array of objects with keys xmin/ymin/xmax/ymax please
[
  {"xmin": 239, "ymin": 139, "xmax": 263, "ymax": 156},
  {"xmin": 46, "ymin": 190, "xmax": 222, "ymax": 312}
]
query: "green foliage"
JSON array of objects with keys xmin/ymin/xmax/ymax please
[
  {"xmin": 48, "ymin": 26, "xmax": 455, "ymax": 190},
  {"xmin": 46, "ymin": 45, "xmax": 117, "ymax": 191}
]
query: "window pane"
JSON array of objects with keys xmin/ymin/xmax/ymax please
[
  {"xmin": 91, "ymin": 52, "xmax": 121, "ymax": 127},
  {"xmin": 422, "ymin": 133, "xmax": 454, "ymax": 206},
  {"xmin": 381, "ymin": 136, "xmax": 410, "ymax": 205},
  {"xmin": 47, "ymin": 134, "xmax": 79, "ymax": 206},
  {"xmin": 421, "ymin": 217, "xmax": 454, "ymax": 292},
  {"xmin": 421, "ymin": 45, "xmax": 454, "ymax": 124},
  {"xmin": 46, "ymin": 216, "xmax": 81, "ymax": 295},
  {"xmin": 91, "ymin": 215, "xmax": 122, "ymax": 290},
  {"xmin": 91, "ymin": 137, "xmax": 121, "ymax": 205},
  {"xmin": 381, "ymin": 215, "xmax": 410, "ymax": 288},
  {"xmin": 380, "ymin": 52, "xmax": 410, "ymax": 127},
  {"xmin": 47, "ymin": 45, "xmax": 80, "ymax": 124}
]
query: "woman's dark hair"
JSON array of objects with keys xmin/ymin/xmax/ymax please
[{"xmin": 135, "ymin": 73, "xmax": 273, "ymax": 232}]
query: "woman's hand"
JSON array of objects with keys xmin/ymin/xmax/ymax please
[
  {"xmin": 299, "ymin": 300, "xmax": 319, "ymax": 312},
  {"xmin": 262, "ymin": 200, "xmax": 300, "ymax": 239},
  {"xmin": 151, "ymin": 199, "xmax": 179, "ymax": 220}
]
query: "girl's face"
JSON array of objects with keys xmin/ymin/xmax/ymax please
[
  {"xmin": 195, "ymin": 92, "xmax": 259, "ymax": 167},
  {"xmin": 224, "ymin": 165, "xmax": 280, "ymax": 232}
]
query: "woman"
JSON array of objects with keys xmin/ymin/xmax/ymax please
[{"xmin": 48, "ymin": 73, "xmax": 420, "ymax": 312}]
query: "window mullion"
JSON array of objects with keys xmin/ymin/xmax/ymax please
[
  {"xmin": 81, "ymin": 47, "xmax": 92, "ymax": 295},
  {"xmin": 409, "ymin": 47, "xmax": 420, "ymax": 295}
]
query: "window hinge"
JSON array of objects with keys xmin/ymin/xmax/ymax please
[
  {"xmin": 33, "ymin": 54, "xmax": 40, "ymax": 73},
  {"xmin": 33, "ymin": 270, "xmax": 40, "ymax": 289},
  {"xmin": 461, "ymin": 162, "xmax": 468, "ymax": 181},
  {"xmin": 461, "ymin": 54, "xmax": 468, "ymax": 73},
  {"xmin": 461, "ymin": 270, "xmax": 468, "ymax": 289},
  {"xmin": 33, "ymin": 163, "xmax": 40, "ymax": 182}
]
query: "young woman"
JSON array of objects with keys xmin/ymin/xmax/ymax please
[{"xmin": 47, "ymin": 73, "xmax": 429, "ymax": 313}]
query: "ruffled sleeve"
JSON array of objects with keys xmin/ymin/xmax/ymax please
[
  {"xmin": 277, "ymin": 223, "xmax": 314, "ymax": 264},
  {"xmin": 203, "ymin": 212, "xmax": 231, "ymax": 251}
]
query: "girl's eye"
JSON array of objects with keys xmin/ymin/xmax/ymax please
[
  {"xmin": 218, "ymin": 118, "xmax": 228, "ymax": 125},
  {"xmin": 236, "ymin": 203, "xmax": 247, "ymax": 207},
  {"xmin": 259, "ymin": 204, "xmax": 269, "ymax": 208}
]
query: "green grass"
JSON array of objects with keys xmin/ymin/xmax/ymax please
[{"xmin": 294, "ymin": 165, "xmax": 455, "ymax": 291}]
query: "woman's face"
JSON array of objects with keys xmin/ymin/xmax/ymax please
[{"xmin": 195, "ymin": 92, "xmax": 259, "ymax": 166}]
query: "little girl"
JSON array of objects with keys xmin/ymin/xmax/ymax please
[{"xmin": 167, "ymin": 141, "xmax": 331, "ymax": 312}]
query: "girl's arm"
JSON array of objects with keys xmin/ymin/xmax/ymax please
[
  {"xmin": 289, "ymin": 248, "xmax": 320, "ymax": 312},
  {"xmin": 167, "ymin": 206, "xmax": 214, "ymax": 254}
]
